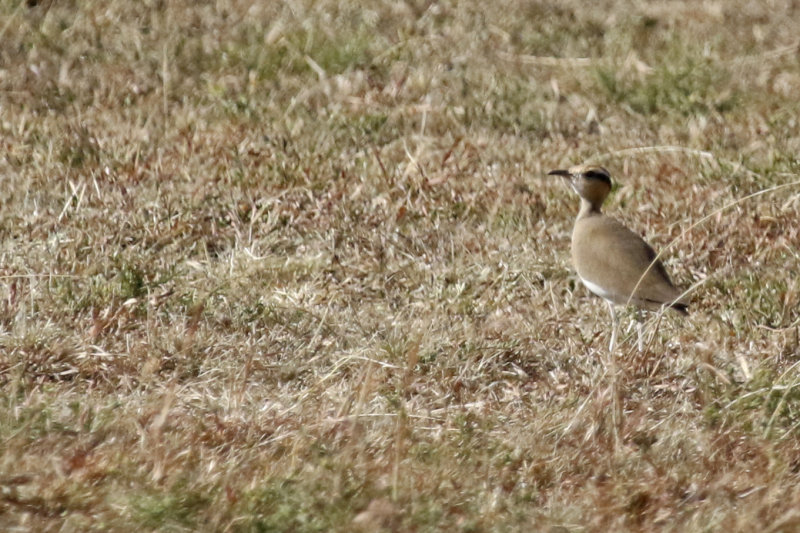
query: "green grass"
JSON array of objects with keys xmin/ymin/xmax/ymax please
[
  {"xmin": 2, "ymin": 0, "xmax": 800, "ymax": 531},
  {"xmin": 595, "ymin": 56, "xmax": 738, "ymax": 117}
]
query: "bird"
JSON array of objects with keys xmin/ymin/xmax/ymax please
[{"xmin": 548, "ymin": 165, "xmax": 688, "ymax": 352}]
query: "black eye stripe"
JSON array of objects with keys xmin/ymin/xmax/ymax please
[{"xmin": 583, "ymin": 170, "xmax": 611, "ymax": 186}]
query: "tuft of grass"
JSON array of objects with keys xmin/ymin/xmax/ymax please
[
  {"xmin": 595, "ymin": 55, "xmax": 738, "ymax": 117},
  {"xmin": 133, "ymin": 482, "xmax": 215, "ymax": 531},
  {"xmin": 236, "ymin": 477, "xmax": 365, "ymax": 532}
]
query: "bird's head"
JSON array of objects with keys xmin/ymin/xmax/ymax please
[{"xmin": 548, "ymin": 165, "xmax": 612, "ymax": 209}]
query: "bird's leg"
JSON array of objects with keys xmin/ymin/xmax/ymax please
[
  {"xmin": 607, "ymin": 301, "xmax": 618, "ymax": 353},
  {"xmin": 605, "ymin": 300, "xmax": 622, "ymax": 447},
  {"xmin": 636, "ymin": 308, "xmax": 644, "ymax": 353}
]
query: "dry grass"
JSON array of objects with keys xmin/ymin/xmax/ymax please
[{"xmin": 1, "ymin": 0, "xmax": 800, "ymax": 531}]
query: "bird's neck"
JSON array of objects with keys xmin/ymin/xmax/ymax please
[{"xmin": 577, "ymin": 198, "xmax": 602, "ymax": 220}]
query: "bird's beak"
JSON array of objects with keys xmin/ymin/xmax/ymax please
[{"xmin": 547, "ymin": 169, "xmax": 571, "ymax": 177}]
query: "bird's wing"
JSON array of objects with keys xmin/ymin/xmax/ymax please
[{"xmin": 572, "ymin": 216, "xmax": 684, "ymax": 306}]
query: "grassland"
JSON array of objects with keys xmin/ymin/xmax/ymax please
[{"xmin": 1, "ymin": 0, "xmax": 800, "ymax": 531}]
